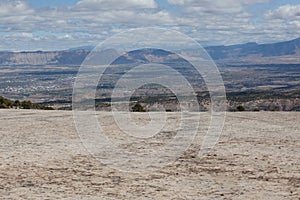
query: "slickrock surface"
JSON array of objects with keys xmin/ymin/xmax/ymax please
[{"xmin": 0, "ymin": 110, "xmax": 299, "ymax": 199}]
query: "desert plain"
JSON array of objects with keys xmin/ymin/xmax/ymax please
[{"xmin": 0, "ymin": 110, "xmax": 299, "ymax": 199}]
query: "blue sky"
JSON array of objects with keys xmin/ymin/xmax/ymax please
[
  {"xmin": 0, "ymin": 0, "xmax": 299, "ymax": 51},
  {"xmin": 26, "ymin": 0, "xmax": 78, "ymax": 8}
]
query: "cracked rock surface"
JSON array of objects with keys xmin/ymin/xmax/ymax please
[{"xmin": 0, "ymin": 110, "xmax": 299, "ymax": 199}]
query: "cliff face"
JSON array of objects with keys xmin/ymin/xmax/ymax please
[
  {"xmin": 8, "ymin": 52, "xmax": 59, "ymax": 65},
  {"xmin": 0, "ymin": 50, "xmax": 89, "ymax": 65}
]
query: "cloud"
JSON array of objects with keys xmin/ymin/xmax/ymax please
[
  {"xmin": 76, "ymin": 0, "xmax": 157, "ymax": 10},
  {"xmin": 11, "ymin": 32, "xmax": 33, "ymax": 38},
  {"xmin": 168, "ymin": 0, "xmax": 268, "ymax": 13},
  {"xmin": 0, "ymin": 0, "xmax": 34, "ymax": 28},
  {"xmin": 0, "ymin": 0, "xmax": 33, "ymax": 16},
  {"xmin": 0, "ymin": 0, "xmax": 299, "ymax": 51},
  {"xmin": 265, "ymin": 4, "xmax": 300, "ymax": 19},
  {"xmin": 290, "ymin": 21, "xmax": 300, "ymax": 28},
  {"xmin": 260, "ymin": 4, "xmax": 300, "ymax": 42},
  {"xmin": 79, "ymin": 10, "xmax": 174, "ymax": 25}
]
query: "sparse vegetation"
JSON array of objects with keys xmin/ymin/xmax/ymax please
[
  {"xmin": 237, "ymin": 105, "xmax": 245, "ymax": 111},
  {"xmin": 131, "ymin": 103, "xmax": 146, "ymax": 112},
  {"xmin": 0, "ymin": 96, "xmax": 54, "ymax": 110}
]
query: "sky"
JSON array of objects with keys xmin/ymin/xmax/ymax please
[{"xmin": 0, "ymin": 0, "xmax": 300, "ymax": 51}]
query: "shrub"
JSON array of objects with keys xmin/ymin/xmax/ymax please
[
  {"xmin": 21, "ymin": 100, "xmax": 32, "ymax": 109},
  {"xmin": 132, "ymin": 103, "xmax": 146, "ymax": 112},
  {"xmin": 237, "ymin": 105, "xmax": 245, "ymax": 111},
  {"xmin": 13, "ymin": 100, "xmax": 20, "ymax": 107}
]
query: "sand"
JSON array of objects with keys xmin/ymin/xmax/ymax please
[{"xmin": 0, "ymin": 110, "xmax": 299, "ymax": 199}]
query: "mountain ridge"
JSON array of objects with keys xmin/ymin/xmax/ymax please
[
  {"xmin": 0, "ymin": 37, "xmax": 300, "ymax": 65},
  {"xmin": 205, "ymin": 37, "xmax": 300, "ymax": 60}
]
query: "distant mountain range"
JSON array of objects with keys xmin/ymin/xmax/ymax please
[
  {"xmin": 0, "ymin": 37, "xmax": 299, "ymax": 66},
  {"xmin": 205, "ymin": 37, "xmax": 300, "ymax": 61}
]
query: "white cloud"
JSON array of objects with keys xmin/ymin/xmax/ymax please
[
  {"xmin": 0, "ymin": 0, "xmax": 33, "ymax": 16},
  {"xmin": 265, "ymin": 4, "xmax": 300, "ymax": 19},
  {"xmin": 11, "ymin": 32, "xmax": 33, "ymax": 38},
  {"xmin": 168, "ymin": 0, "xmax": 268, "ymax": 13},
  {"xmin": 290, "ymin": 21, "xmax": 300, "ymax": 28},
  {"xmin": 260, "ymin": 4, "xmax": 300, "ymax": 43},
  {"xmin": 0, "ymin": 0, "xmax": 299, "ymax": 51},
  {"xmin": 76, "ymin": 0, "xmax": 157, "ymax": 10},
  {"xmin": 0, "ymin": 0, "xmax": 34, "ymax": 27},
  {"xmin": 90, "ymin": 10, "xmax": 174, "ymax": 25}
]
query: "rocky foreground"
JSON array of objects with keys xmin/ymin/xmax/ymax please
[{"xmin": 0, "ymin": 110, "xmax": 299, "ymax": 199}]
